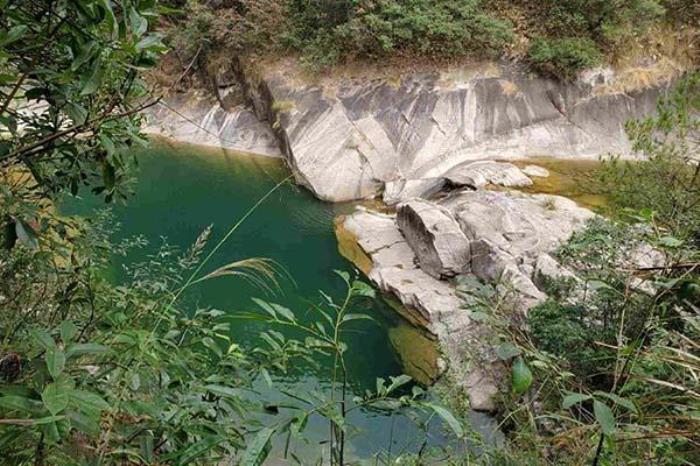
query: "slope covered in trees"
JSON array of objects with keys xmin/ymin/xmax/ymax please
[{"xmin": 161, "ymin": 0, "xmax": 698, "ymax": 83}]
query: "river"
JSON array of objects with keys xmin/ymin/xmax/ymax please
[{"xmin": 63, "ymin": 139, "xmax": 469, "ymax": 462}]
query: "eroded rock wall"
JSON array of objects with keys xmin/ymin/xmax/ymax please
[
  {"xmin": 249, "ymin": 65, "xmax": 664, "ymax": 201},
  {"xmin": 142, "ymin": 91, "xmax": 281, "ymax": 157}
]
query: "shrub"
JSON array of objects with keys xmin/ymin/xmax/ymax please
[
  {"xmin": 528, "ymin": 301, "xmax": 615, "ymax": 381},
  {"xmin": 287, "ymin": 0, "xmax": 514, "ymax": 67},
  {"xmin": 527, "ymin": 37, "xmax": 603, "ymax": 80}
]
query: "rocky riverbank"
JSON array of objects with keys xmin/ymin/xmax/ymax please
[
  {"xmin": 337, "ymin": 162, "xmax": 595, "ymax": 411},
  {"xmin": 143, "ymin": 61, "xmax": 669, "ymax": 411}
]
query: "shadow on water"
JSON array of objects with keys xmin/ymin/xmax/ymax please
[{"xmin": 60, "ymin": 139, "xmax": 472, "ymax": 462}]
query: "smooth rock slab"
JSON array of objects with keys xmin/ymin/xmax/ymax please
[
  {"xmin": 445, "ymin": 161, "xmax": 533, "ymax": 188},
  {"xmin": 522, "ymin": 165, "xmax": 550, "ymax": 178},
  {"xmin": 252, "ymin": 64, "xmax": 664, "ymax": 201}
]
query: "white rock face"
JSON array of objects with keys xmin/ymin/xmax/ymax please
[
  {"xmin": 339, "ymin": 189, "xmax": 596, "ymax": 411},
  {"xmin": 445, "ymin": 161, "xmax": 533, "ymax": 188},
  {"xmin": 397, "ymin": 199, "xmax": 471, "ymax": 278},
  {"xmin": 251, "ymin": 65, "xmax": 664, "ymax": 201},
  {"xmin": 142, "ymin": 94, "xmax": 281, "ymax": 157},
  {"xmin": 522, "ymin": 165, "xmax": 550, "ymax": 178}
]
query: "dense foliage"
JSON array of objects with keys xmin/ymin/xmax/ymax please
[
  {"xmin": 161, "ymin": 0, "xmax": 697, "ymax": 80},
  {"xmin": 0, "ymin": 2, "xmax": 464, "ymax": 464},
  {"xmin": 457, "ymin": 74, "xmax": 700, "ymax": 465},
  {"xmin": 286, "ymin": 0, "xmax": 513, "ymax": 68}
]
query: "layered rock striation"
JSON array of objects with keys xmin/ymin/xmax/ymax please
[{"xmin": 245, "ymin": 65, "xmax": 663, "ymax": 202}]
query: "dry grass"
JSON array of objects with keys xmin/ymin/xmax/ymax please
[
  {"xmin": 500, "ymin": 79, "xmax": 521, "ymax": 97},
  {"xmin": 596, "ymin": 24, "xmax": 699, "ymax": 95}
]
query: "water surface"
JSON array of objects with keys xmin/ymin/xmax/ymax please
[{"xmin": 63, "ymin": 140, "xmax": 453, "ymax": 462}]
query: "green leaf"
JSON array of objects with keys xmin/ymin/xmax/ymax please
[
  {"xmin": 351, "ymin": 280, "xmax": 376, "ymax": 298},
  {"xmin": 511, "ymin": 356, "xmax": 533, "ymax": 395},
  {"xmin": 341, "ymin": 313, "xmax": 375, "ymax": 324},
  {"xmin": 67, "ymin": 410, "xmax": 100, "ymax": 436},
  {"xmin": 136, "ymin": 34, "xmax": 162, "ymax": 51},
  {"xmin": 240, "ymin": 428, "xmax": 275, "ymax": 466},
  {"xmin": 15, "ymin": 220, "xmax": 38, "ymax": 248},
  {"xmin": 270, "ymin": 303, "xmax": 295, "ymax": 322},
  {"xmin": 589, "ymin": 280, "xmax": 614, "ymax": 291},
  {"xmin": 595, "ymin": 391, "xmax": 638, "ymax": 414},
  {"xmin": 80, "ymin": 60, "xmax": 104, "ymax": 96},
  {"xmin": 426, "ymin": 403, "xmax": 463, "ymax": 438},
  {"xmin": 204, "ymin": 385, "xmax": 241, "ymax": 399},
  {"xmin": 1, "ymin": 25, "xmax": 29, "ymax": 46},
  {"xmin": 658, "ymin": 236, "xmax": 682, "ymax": 248},
  {"xmin": 252, "ymin": 298, "xmax": 277, "ymax": 319},
  {"xmin": 0, "ymin": 395, "xmax": 43, "ymax": 414},
  {"xmin": 260, "ymin": 367, "xmax": 273, "ymax": 388},
  {"xmin": 496, "ymin": 342, "xmax": 522, "ymax": 360},
  {"xmin": 69, "ymin": 390, "xmax": 109, "ymax": 416},
  {"xmin": 386, "ymin": 374, "xmax": 412, "ymax": 393},
  {"xmin": 66, "ymin": 343, "xmax": 109, "ymax": 359},
  {"xmin": 42, "ymin": 383, "xmax": 69, "ymax": 415},
  {"xmin": 128, "ymin": 7, "xmax": 148, "ymax": 37},
  {"xmin": 593, "ymin": 400, "xmax": 616, "ymax": 435},
  {"xmin": 60, "ymin": 321, "xmax": 78, "ymax": 344},
  {"xmin": 562, "ymin": 392, "xmax": 591, "ymax": 409},
  {"xmin": 28, "ymin": 415, "xmax": 66, "ymax": 426},
  {"xmin": 65, "ymin": 102, "xmax": 87, "ymax": 125},
  {"xmin": 170, "ymin": 435, "xmax": 224, "ymax": 465},
  {"xmin": 31, "ymin": 329, "xmax": 56, "ymax": 351},
  {"xmin": 46, "ymin": 348, "xmax": 66, "ymax": 379},
  {"xmin": 202, "ymin": 337, "xmax": 222, "ymax": 357},
  {"xmin": 334, "ymin": 270, "xmax": 350, "ymax": 285},
  {"xmin": 100, "ymin": 0, "xmax": 117, "ymax": 34},
  {"xmin": 98, "ymin": 133, "xmax": 116, "ymax": 156}
]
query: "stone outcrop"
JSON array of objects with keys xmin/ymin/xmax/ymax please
[
  {"xmin": 397, "ymin": 199, "xmax": 471, "ymax": 278},
  {"xmin": 142, "ymin": 91, "xmax": 281, "ymax": 157},
  {"xmin": 338, "ymin": 189, "xmax": 595, "ymax": 411},
  {"xmin": 145, "ymin": 62, "xmax": 666, "ymax": 204},
  {"xmin": 444, "ymin": 161, "xmax": 533, "ymax": 189},
  {"xmin": 244, "ymin": 64, "xmax": 664, "ymax": 202}
]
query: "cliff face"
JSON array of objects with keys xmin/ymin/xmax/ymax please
[
  {"xmin": 245, "ymin": 65, "xmax": 664, "ymax": 202},
  {"xmin": 146, "ymin": 63, "xmax": 666, "ymax": 201},
  {"xmin": 142, "ymin": 91, "xmax": 282, "ymax": 157}
]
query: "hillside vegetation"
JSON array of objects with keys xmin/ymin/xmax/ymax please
[{"xmin": 161, "ymin": 0, "xmax": 699, "ymax": 83}]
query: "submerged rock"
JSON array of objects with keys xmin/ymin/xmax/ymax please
[{"xmin": 522, "ymin": 165, "xmax": 550, "ymax": 178}]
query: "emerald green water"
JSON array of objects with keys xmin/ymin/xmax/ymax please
[{"xmin": 63, "ymin": 140, "xmax": 456, "ymax": 461}]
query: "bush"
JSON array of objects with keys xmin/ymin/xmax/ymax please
[
  {"xmin": 521, "ymin": 0, "xmax": 665, "ymax": 47},
  {"xmin": 285, "ymin": 0, "xmax": 513, "ymax": 67},
  {"xmin": 528, "ymin": 301, "xmax": 615, "ymax": 381},
  {"xmin": 527, "ymin": 37, "xmax": 603, "ymax": 80}
]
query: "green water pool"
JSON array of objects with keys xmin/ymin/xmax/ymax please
[{"xmin": 62, "ymin": 139, "xmax": 462, "ymax": 462}]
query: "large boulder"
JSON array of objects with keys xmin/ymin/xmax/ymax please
[
  {"xmin": 397, "ymin": 199, "xmax": 471, "ymax": 278},
  {"xmin": 443, "ymin": 190, "xmax": 594, "ymax": 260}
]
